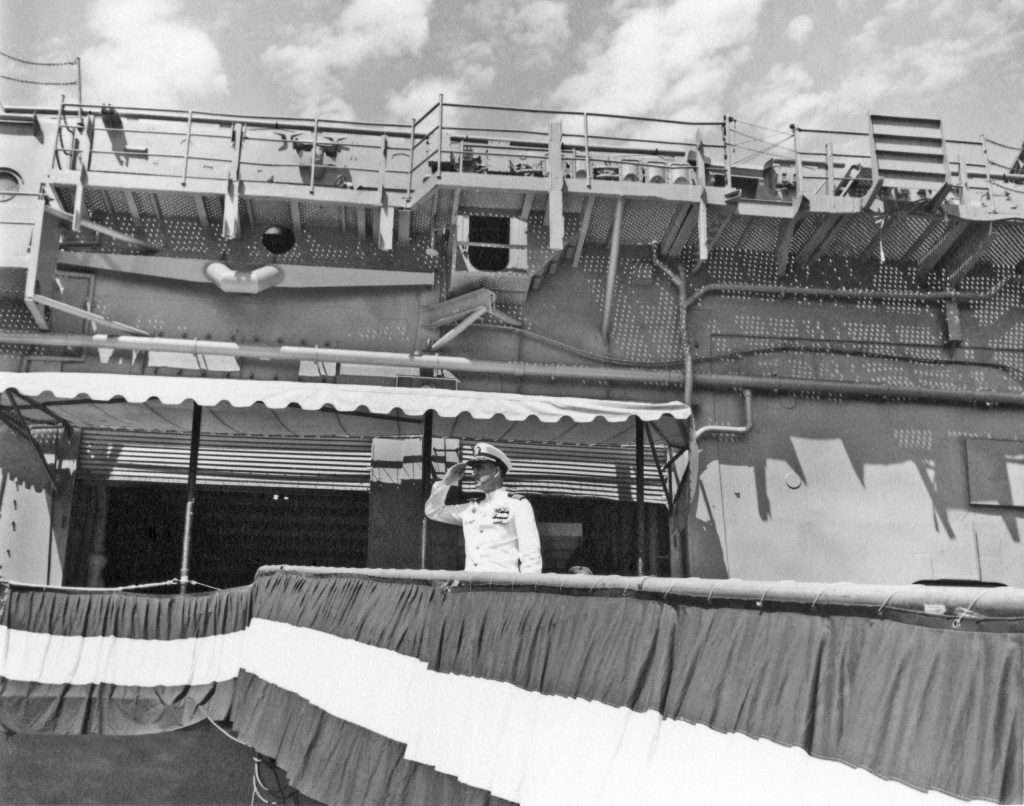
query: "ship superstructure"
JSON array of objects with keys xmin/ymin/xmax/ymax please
[
  {"xmin": 2, "ymin": 100, "xmax": 1024, "ymax": 586},
  {"xmin": 4, "ymin": 96, "xmax": 1024, "ymax": 806}
]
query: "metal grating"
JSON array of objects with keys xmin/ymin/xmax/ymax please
[
  {"xmin": 107, "ymin": 189, "xmax": 130, "ymax": 215},
  {"xmin": 905, "ymin": 218, "xmax": 955, "ymax": 264},
  {"xmin": 791, "ymin": 214, "xmax": 825, "ymax": 254},
  {"xmin": 620, "ymin": 200, "xmax": 676, "ymax": 243},
  {"xmin": 743, "ymin": 219, "xmax": 780, "ymax": 253},
  {"xmin": 302, "ymin": 201, "xmax": 344, "ymax": 228},
  {"xmin": 251, "ymin": 199, "xmax": 292, "ymax": 228},
  {"xmin": 983, "ymin": 223, "xmax": 1024, "ymax": 270},
  {"xmin": 133, "ymin": 192, "xmax": 158, "ymax": 217},
  {"xmin": 158, "ymin": 192, "xmax": 198, "ymax": 219},
  {"xmin": 831, "ymin": 214, "xmax": 879, "ymax": 255},
  {"xmin": 586, "ymin": 198, "xmax": 616, "ymax": 244},
  {"xmin": 884, "ymin": 214, "xmax": 931, "ymax": 263},
  {"xmin": 202, "ymin": 195, "xmax": 224, "ymax": 225},
  {"xmin": 0, "ymin": 300, "xmax": 45, "ymax": 364},
  {"xmin": 163, "ymin": 216, "xmax": 219, "ymax": 253},
  {"xmin": 709, "ymin": 215, "xmax": 746, "ymax": 250}
]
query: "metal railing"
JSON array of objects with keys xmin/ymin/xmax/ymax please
[{"xmin": 45, "ymin": 99, "xmax": 1024, "ymax": 208}]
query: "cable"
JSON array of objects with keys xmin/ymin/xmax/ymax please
[
  {"xmin": 730, "ymin": 118, "xmax": 792, "ymax": 137},
  {"xmin": 0, "ymin": 49, "xmax": 77, "ymax": 67},
  {"xmin": 252, "ymin": 754, "xmax": 298, "ymax": 806},
  {"xmin": 984, "ymin": 134, "xmax": 1023, "ymax": 153},
  {"xmin": 0, "ymin": 75, "xmax": 78, "ymax": 86}
]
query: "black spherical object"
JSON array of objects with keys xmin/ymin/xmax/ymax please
[{"xmin": 262, "ymin": 225, "xmax": 295, "ymax": 255}]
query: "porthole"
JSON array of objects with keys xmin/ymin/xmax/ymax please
[{"xmin": 0, "ymin": 169, "xmax": 22, "ymax": 202}]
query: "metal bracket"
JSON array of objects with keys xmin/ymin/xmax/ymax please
[{"xmin": 0, "ymin": 391, "xmax": 65, "ymax": 488}]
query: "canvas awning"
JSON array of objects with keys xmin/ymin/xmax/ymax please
[{"xmin": 0, "ymin": 372, "xmax": 690, "ymax": 444}]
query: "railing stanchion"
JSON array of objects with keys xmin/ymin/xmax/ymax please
[
  {"xmin": 583, "ymin": 111, "xmax": 591, "ymax": 189},
  {"xmin": 792, "ymin": 124, "xmax": 802, "ymax": 198},
  {"xmin": 181, "ymin": 109, "xmax": 193, "ymax": 186},
  {"xmin": 826, "ymin": 142, "xmax": 834, "ymax": 195},
  {"xmin": 407, "ymin": 117, "xmax": 416, "ymax": 197},
  {"xmin": 981, "ymin": 134, "xmax": 993, "ymax": 205},
  {"xmin": 54, "ymin": 95, "xmax": 66, "ymax": 170},
  {"xmin": 723, "ymin": 115, "xmax": 732, "ymax": 188},
  {"xmin": 437, "ymin": 93, "xmax": 445, "ymax": 175},
  {"xmin": 309, "ymin": 118, "xmax": 319, "ymax": 195}
]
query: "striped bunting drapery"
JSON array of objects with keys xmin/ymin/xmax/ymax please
[
  {"xmin": 2, "ymin": 569, "xmax": 1021, "ymax": 804},
  {"xmin": 0, "ymin": 583, "xmax": 250, "ymax": 734}
]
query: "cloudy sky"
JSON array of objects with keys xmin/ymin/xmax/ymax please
[{"xmin": 3, "ymin": 0, "xmax": 1023, "ymax": 145}]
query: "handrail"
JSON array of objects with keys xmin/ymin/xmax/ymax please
[{"xmin": 32, "ymin": 99, "xmax": 1021, "ymax": 204}]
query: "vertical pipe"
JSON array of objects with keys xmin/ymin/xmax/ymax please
[
  {"xmin": 76, "ymin": 57, "xmax": 82, "ymax": 108},
  {"xmin": 601, "ymin": 196, "xmax": 624, "ymax": 340},
  {"xmin": 420, "ymin": 409, "xmax": 434, "ymax": 569},
  {"xmin": 178, "ymin": 402, "xmax": 202, "ymax": 592},
  {"xmin": 635, "ymin": 417, "xmax": 646, "ymax": 576},
  {"xmin": 87, "ymin": 484, "xmax": 108, "ymax": 588}
]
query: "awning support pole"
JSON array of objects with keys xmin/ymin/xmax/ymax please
[
  {"xmin": 420, "ymin": 409, "xmax": 434, "ymax": 569},
  {"xmin": 635, "ymin": 416, "xmax": 646, "ymax": 575},
  {"xmin": 178, "ymin": 402, "xmax": 202, "ymax": 592}
]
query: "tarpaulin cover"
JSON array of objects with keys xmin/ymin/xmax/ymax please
[
  {"xmin": 1, "ymin": 568, "xmax": 1020, "ymax": 805},
  {"xmin": 0, "ymin": 372, "xmax": 690, "ymax": 425}
]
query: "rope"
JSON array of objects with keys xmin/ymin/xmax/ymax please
[
  {"xmin": 984, "ymin": 134, "xmax": 1023, "ymax": 153},
  {"xmin": 0, "ymin": 49, "xmax": 77, "ymax": 67},
  {"xmin": 730, "ymin": 117, "xmax": 792, "ymax": 137},
  {"xmin": 877, "ymin": 590, "xmax": 899, "ymax": 616},
  {"xmin": 952, "ymin": 588, "xmax": 993, "ymax": 629},
  {"xmin": 1, "ymin": 75, "xmax": 78, "ymax": 86}
]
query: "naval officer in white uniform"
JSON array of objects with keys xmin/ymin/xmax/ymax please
[{"xmin": 424, "ymin": 443, "xmax": 542, "ymax": 573}]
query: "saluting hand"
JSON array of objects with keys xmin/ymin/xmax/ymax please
[{"xmin": 442, "ymin": 461, "xmax": 469, "ymax": 485}]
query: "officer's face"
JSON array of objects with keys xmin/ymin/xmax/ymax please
[{"xmin": 471, "ymin": 461, "xmax": 503, "ymax": 493}]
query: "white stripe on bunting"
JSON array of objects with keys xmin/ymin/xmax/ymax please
[
  {"xmin": 240, "ymin": 618, "xmax": 982, "ymax": 806},
  {"xmin": 0, "ymin": 626, "xmax": 245, "ymax": 686}
]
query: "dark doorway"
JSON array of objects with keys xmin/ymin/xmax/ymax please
[
  {"xmin": 467, "ymin": 215, "xmax": 510, "ymax": 271},
  {"xmin": 99, "ymin": 485, "xmax": 369, "ymax": 588}
]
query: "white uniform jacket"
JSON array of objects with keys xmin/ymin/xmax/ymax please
[{"xmin": 424, "ymin": 482, "xmax": 542, "ymax": 573}]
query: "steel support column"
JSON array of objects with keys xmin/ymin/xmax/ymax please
[{"xmin": 178, "ymin": 402, "xmax": 203, "ymax": 592}]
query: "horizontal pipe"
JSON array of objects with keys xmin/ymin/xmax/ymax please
[
  {"xmin": 684, "ymin": 278, "xmax": 1018, "ymax": 309},
  {"xmin": 696, "ymin": 373, "xmax": 1024, "ymax": 406},
  {"xmin": 0, "ymin": 331, "xmax": 686, "ymax": 385},
  {"xmin": 250, "ymin": 566, "xmax": 1024, "ymax": 618}
]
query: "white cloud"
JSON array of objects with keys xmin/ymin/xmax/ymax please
[
  {"xmin": 551, "ymin": 0, "xmax": 768, "ymax": 124},
  {"xmin": 262, "ymin": 0, "xmax": 433, "ymax": 116},
  {"xmin": 385, "ymin": 43, "xmax": 496, "ymax": 120},
  {"xmin": 742, "ymin": 0, "xmax": 1024, "ymax": 133},
  {"xmin": 786, "ymin": 14, "xmax": 814, "ymax": 45},
  {"xmin": 504, "ymin": 1, "xmax": 571, "ymax": 66},
  {"xmin": 81, "ymin": 0, "xmax": 228, "ymax": 108}
]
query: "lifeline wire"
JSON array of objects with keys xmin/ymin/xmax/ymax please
[
  {"xmin": 0, "ymin": 49, "xmax": 77, "ymax": 66},
  {"xmin": 0, "ymin": 75, "xmax": 78, "ymax": 86}
]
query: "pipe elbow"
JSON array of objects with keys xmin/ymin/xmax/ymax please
[{"xmin": 204, "ymin": 262, "xmax": 284, "ymax": 294}]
